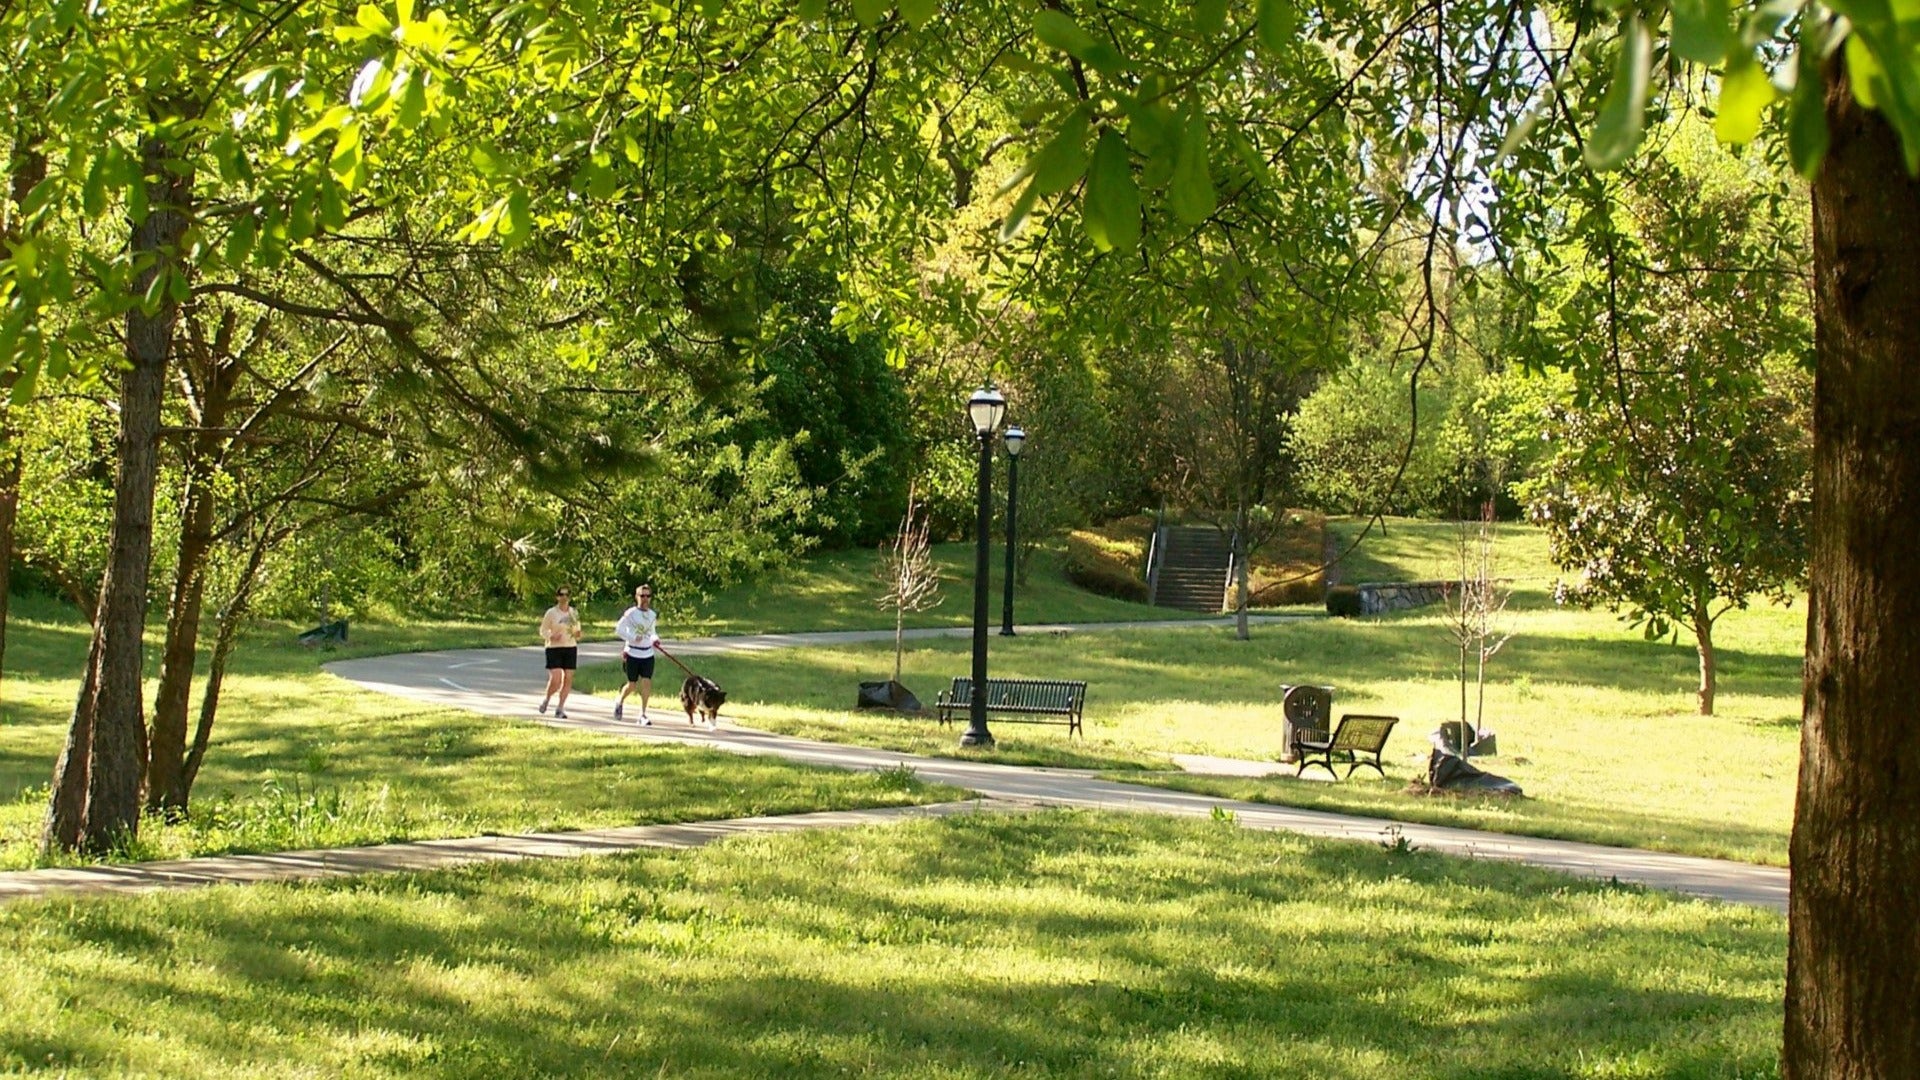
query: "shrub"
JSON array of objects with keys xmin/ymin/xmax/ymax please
[{"xmin": 1326, "ymin": 585, "xmax": 1363, "ymax": 617}]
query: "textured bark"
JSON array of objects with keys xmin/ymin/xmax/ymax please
[
  {"xmin": 1783, "ymin": 64, "xmax": 1920, "ymax": 1079},
  {"xmin": 45, "ymin": 132, "xmax": 191, "ymax": 853}
]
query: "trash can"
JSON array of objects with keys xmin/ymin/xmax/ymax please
[{"xmin": 1280, "ymin": 683, "xmax": 1334, "ymax": 762}]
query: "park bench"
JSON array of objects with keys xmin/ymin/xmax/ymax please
[
  {"xmin": 935, "ymin": 677, "xmax": 1088, "ymax": 738},
  {"xmin": 1291, "ymin": 713, "xmax": 1399, "ymax": 779}
]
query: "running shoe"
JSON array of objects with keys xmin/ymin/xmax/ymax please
[
  {"xmin": 555, "ymin": 709, "xmax": 568, "ymax": 719},
  {"xmin": 539, "ymin": 700, "xmax": 549, "ymax": 715},
  {"xmin": 613, "ymin": 703, "xmax": 624, "ymax": 722}
]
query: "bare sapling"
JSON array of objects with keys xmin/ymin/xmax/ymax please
[
  {"xmin": 1444, "ymin": 499, "xmax": 1513, "ymax": 750},
  {"xmin": 874, "ymin": 489, "xmax": 942, "ymax": 685}
]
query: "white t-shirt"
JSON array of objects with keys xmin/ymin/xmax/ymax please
[
  {"xmin": 539, "ymin": 605, "xmax": 582, "ymax": 647},
  {"xmin": 616, "ymin": 605, "xmax": 658, "ymax": 657}
]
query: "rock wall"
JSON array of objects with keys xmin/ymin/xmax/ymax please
[{"xmin": 1357, "ymin": 581, "xmax": 1450, "ymax": 615}]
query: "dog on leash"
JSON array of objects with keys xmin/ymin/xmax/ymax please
[{"xmin": 680, "ymin": 675, "xmax": 727, "ymax": 727}]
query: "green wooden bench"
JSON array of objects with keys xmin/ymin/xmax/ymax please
[
  {"xmin": 935, "ymin": 677, "xmax": 1088, "ymax": 738},
  {"xmin": 1291, "ymin": 713, "xmax": 1399, "ymax": 779}
]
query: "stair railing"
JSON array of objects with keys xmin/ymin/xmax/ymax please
[
  {"xmin": 1222, "ymin": 530, "xmax": 1237, "ymax": 613},
  {"xmin": 1146, "ymin": 523, "xmax": 1167, "ymax": 606}
]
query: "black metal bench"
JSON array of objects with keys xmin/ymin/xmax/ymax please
[
  {"xmin": 935, "ymin": 677, "xmax": 1088, "ymax": 738},
  {"xmin": 1292, "ymin": 714, "xmax": 1399, "ymax": 779}
]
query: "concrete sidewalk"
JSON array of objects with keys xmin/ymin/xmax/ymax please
[
  {"xmin": 0, "ymin": 801, "xmax": 1009, "ymax": 903},
  {"xmin": 327, "ymin": 624, "xmax": 1790, "ymax": 912}
]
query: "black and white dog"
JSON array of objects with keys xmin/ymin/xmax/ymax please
[{"xmin": 680, "ymin": 675, "xmax": 727, "ymax": 728}]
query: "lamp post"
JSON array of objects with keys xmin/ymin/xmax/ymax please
[
  {"xmin": 963, "ymin": 383, "xmax": 1006, "ymax": 748},
  {"xmin": 999, "ymin": 425, "xmax": 1025, "ymax": 636}
]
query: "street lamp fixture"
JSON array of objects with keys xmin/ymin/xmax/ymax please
[
  {"xmin": 963, "ymin": 383, "xmax": 1005, "ymax": 748},
  {"xmin": 999, "ymin": 426, "xmax": 1025, "ymax": 637}
]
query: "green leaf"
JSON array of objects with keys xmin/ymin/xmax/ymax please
[
  {"xmin": 1195, "ymin": 0, "xmax": 1228, "ymax": 36},
  {"xmin": 1584, "ymin": 16, "xmax": 1652, "ymax": 171},
  {"xmin": 1034, "ymin": 10, "xmax": 1099, "ymax": 57},
  {"xmin": 851, "ymin": 0, "xmax": 889, "ymax": 25},
  {"xmin": 1846, "ymin": 34, "xmax": 1885, "ymax": 108},
  {"xmin": 1714, "ymin": 57, "xmax": 1776, "ymax": 144},
  {"xmin": 898, "ymin": 0, "xmax": 937, "ymax": 28},
  {"xmin": 82, "ymin": 153, "xmax": 109, "ymax": 218},
  {"xmin": 1168, "ymin": 109, "xmax": 1216, "ymax": 225},
  {"xmin": 9, "ymin": 356, "xmax": 38, "ymax": 406},
  {"xmin": 330, "ymin": 125, "xmax": 363, "ymax": 188},
  {"xmin": 225, "ymin": 216, "xmax": 257, "ymax": 266},
  {"xmin": 796, "ymin": 0, "xmax": 826, "ymax": 20},
  {"xmin": 1256, "ymin": 0, "xmax": 1296, "ymax": 51},
  {"xmin": 1030, "ymin": 108, "xmax": 1091, "ymax": 195},
  {"xmin": 1786, "ymin": 69, "xmax": 1830, "ymax": 176},
  {"xmin": 999, "ymin": 177, "xmax": 1042, "ymax": 242},
  {"xmin": 588, "ymin": 156, "xmax": 617, "ymax": 199},
  {"xmin": 1670, "ymin": 0, "xmax": 1731, "ymax": 64},
  {"xmin": 499, "ymin": 189, "xmax": 533, "ymax": 245},
  {"xmin": 397, "ymin": 70, "xmax": 429, "ymax": 130},
  {"xmin": 1084, "ymin": 129, "xmax": 1140, "ymax": 253},
  {"xmin": 355, "ymin": 3, "xmax": 394, "ymax": 36}
]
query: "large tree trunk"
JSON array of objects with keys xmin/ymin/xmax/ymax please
[
  {"xmin": 44, "ymin": 133, "xmax": 191, "ymax": 854},
  {"xmin": 1783, "ymin": 64, "xmax": 1920, "ymax": 1079}
]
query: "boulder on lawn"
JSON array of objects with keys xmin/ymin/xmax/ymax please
[{"xmin": 857, "ymin": 680, "xmax": 923, "ymax": 713}]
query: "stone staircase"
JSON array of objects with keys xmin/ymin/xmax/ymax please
[{"xmin": 1149, "ymin": 526, "xmax": 1233, "ymax": 612}]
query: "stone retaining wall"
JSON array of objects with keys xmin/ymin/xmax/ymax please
[{"xmin": 1357, "ymin": 581, "xmax": 1450, "ymax": 615}]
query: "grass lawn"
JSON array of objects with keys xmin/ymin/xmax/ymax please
[
  {"xmin": 1326, "ymin": 516, "xmax": 1560, "ymax": 587},
  {"xmin": 0, "ymin": 811, "xmax": 1784, "ymax": 1079},
  {"xmin": 678, "ymin": 540, "xmax": 1227, "ymax": 635},
  {"xmin": 577, "ymin": 590, "xmax": 1803, "ymax": 865},
  {"xmin": 0, "ymin": 595, "xmax": 959, "ymax": 870}
]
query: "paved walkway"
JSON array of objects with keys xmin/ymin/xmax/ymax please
[
  {"xmin": 0, "ymin": 620, "xmax": 1787, "ymax": 909},
  {"xmin": 323, "ymin": 622, "xmax": 1788, "ymax": 912}
]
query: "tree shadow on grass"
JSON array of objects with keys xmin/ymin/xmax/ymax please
[
  {"xmin": 672, "ymin": 624, "xmax": 1801, "ymax": 722},
  {"xmin": 3, "ymin": 813, "xmax": 1782, "ymax": 1078}
]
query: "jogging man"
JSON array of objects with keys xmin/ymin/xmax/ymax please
[{"xmin": 613, "ymin": 583, "xmax": 661, "ymax": 724}]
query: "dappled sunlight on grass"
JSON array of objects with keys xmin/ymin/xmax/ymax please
[{"xmin": 0, "ymin": 813, "xmax": 1784, "ymax": 1078}]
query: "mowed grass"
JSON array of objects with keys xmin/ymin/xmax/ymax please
[
  {"xmin": 0, "ymin": 811, "xmax": 1784, "ymax": 1079},
  {"xmin": 579, "ymin": 591, "xmax": 1804, "ymax": 865},
  {"xmin": 0, "ymin": 596, "xmax": 958, "ymax": 869},
  {"xmin": 1326, "ymin": 516, "xmax": 1561, "ymax": 587},
  {"xmin": 680, "ymin": 540, "xmax": 1222, "ymax": 635}
]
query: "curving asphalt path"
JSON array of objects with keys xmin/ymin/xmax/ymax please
[{"xmin": 326, "ymin": 619, "xmax": 1790, "ymax": 912}]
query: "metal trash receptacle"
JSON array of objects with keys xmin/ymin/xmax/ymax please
[{"xmin": 1280, "ymin": 683, "xmax": 1334, "ymax": 762}]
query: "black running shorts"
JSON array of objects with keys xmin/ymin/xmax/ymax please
[
  {"xmin": 545, "ymin": 647, "xmax": 578, "ymax": 670},
  {"xmin": 623, "ymin": 653, "xmax": 656, "ymax": 682}
]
